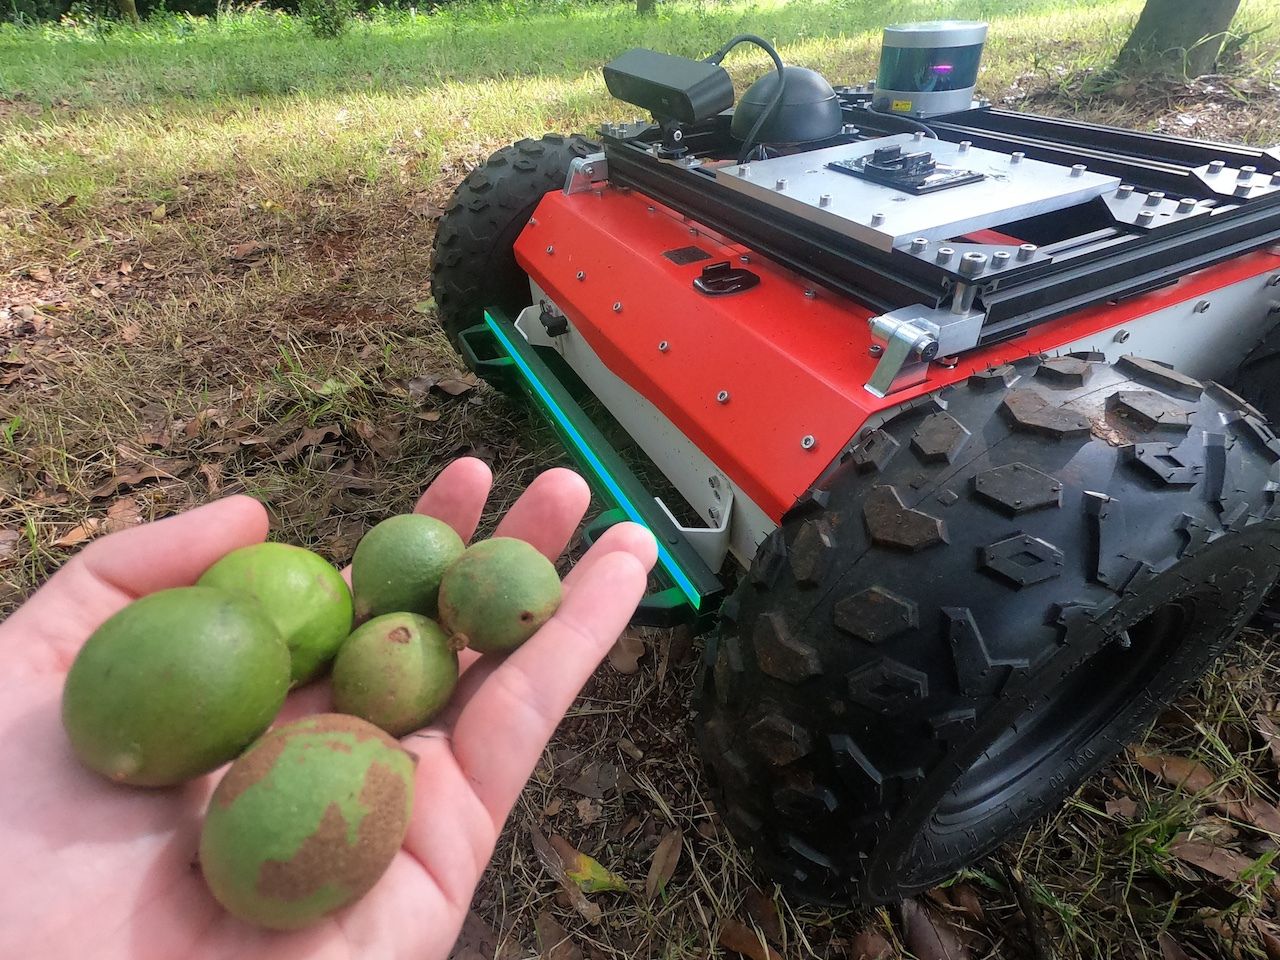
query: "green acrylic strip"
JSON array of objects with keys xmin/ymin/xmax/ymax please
[{"xmin": 484, "ymin": 312, "xmax": 702, "ymax": 610}]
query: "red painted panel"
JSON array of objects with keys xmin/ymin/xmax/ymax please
[{"xmin": 516, "ymin": 187, "xmax": 1279, "ymax": 520}]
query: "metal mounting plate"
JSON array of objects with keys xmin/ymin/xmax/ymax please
[{"xmin": 712, "ymin": 134, "xmax": 1120, "ymax": 251}]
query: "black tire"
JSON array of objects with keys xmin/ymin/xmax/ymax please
[
  {"xmin": 429, "ymin": 134, "xmax": 600, "ymax": 353},
  {"xmin": 1231, "ymin": 316, "xmax": 1280, "ymax": 425},
  {"xmin": 696, "ymin": 354, "xmax": 1280, "ymax": 905}
]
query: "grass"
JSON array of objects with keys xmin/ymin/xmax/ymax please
[{"xmin": 3, "ymin": 0, "xmax": 1280, "ymax": 957}]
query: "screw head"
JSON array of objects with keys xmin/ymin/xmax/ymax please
[
  {"xmin": 1144, "ymin": 191, "xmax": 1165, "ymax": 206},
  {"xmin": 913, "ymin": 131, "xmax": 925, "ymax": 142},
  {"xmin": 775, "ymin": 178, "xmax": 788, "ymax": 191},
  {"xmin": 1114, "ymin": 328, "xmax": 1131, "ymax": 343},
  {"xmin": 870, "ymin": 212, "xmax": 886, "ymax": 226},
  {"xmin": 1240, "ymin": 165, "xmax": 1257, "ymax": 181},
  {"xmin": 910, "ymin": 237, "xmax": 929, "ymax": 253},
  {"xmin": 800, "ymin": 435, "xmax": 816, "ymax": 450},
  {"xmin": 1017, "ymin": 243, "xmax": 1038, "ymax": 261},
  {"xmin": 716, "ymin": 390, "xmax": 730, "ymax": 404},
  {"xmin": 869, "ymin": 344, "xmax": 884, "ymax": 357},
  {"xmin": 1137, "ymin": 210, "xmax": 1155, "ymax": 224},
  {"xmin": 819, "ymin": 194, "xmax": 832, "ymax": 208},
  {"xmin": 1117, "ymin": 184, "xmax": 1134, "ymax": 197},
  {"xmin": 1070, "ymin": 163, "xmax": 1086, "ymax": 177},
  {"xmin": 529, "ymin": 217, "xmax": 539, "ymax": 225},
  {"xmin": 992, "ymin": 251, "xmax": 1011, "ymax": 267},
  {"xmin": 658, "ymin": 340, "xmax": 669, "ymax": 352},
  {"xmin": 736, "ymin": 164, "xmax": 750, "ymax": 177},
  {"xmin": 803, "ymin": 289, "xmax": 816, "ymax": 300},
  {"xmin": 612, "ymin": 301, "xmax": 622, "ymax": 313},
  {"xmin": 936, "ymin": 246, "xmax": 955, "ymax": 264},
  {"xmin": 1010, "ymin": 151, "xmax": 1024, "ymax": 164},
  {"xmin": 1176, "ymin": 198, "xmax": 1196, "ymax": 213},
  {"xmin": 1209, "ymin": 160, "xmax": 1226, "ymax": 173},
  {"xmin": 575, "ymin": 270, "xmax": 585, "ymax": 281},
  {"xmin": 959, "ymin": 251, "xmax": 988, "ymax": 276},
  {"xmin": 583, "ymin": 165, "xmax": 595, "ymax": 177},
  {"xmin": 959, "ymin": 140, "xmax": 972, "ymax": 153},
  {"xmin": 739, "ymin": 254, "xmax": 751, "ymax": 264},
  {"xmin": 1194, "ymin": 299, "xmax": 1211, "ymax": 313},
  {"xmin": 545, "ymin": 245, "xmax": 554, "ymax": 254}
]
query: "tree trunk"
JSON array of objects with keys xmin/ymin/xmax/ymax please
[
  {"xmin": 636, "ymin": 0, "xmax": 655, "ymax": 16},
  {"xmin": 116, "ymin": 0, "xmax": 141, "ymax": 23},
  {"xmin": 1115, "ymin": 0, "xmax": 1242, "ymax": 78}
]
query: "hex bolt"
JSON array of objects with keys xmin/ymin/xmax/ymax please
[
  {"xmin": 583, "ymin": 164, "xmax": 595, "ymax": 177},
  {"xmin": 959, "ymin": 252, "xmax": 988, "ymax": 276},
  {"xmin": 775, "ymin": 178, "xmax": 788, "ymax": 191},
  {"xmin": 736, "ymin": 164, "xmax": 750, "ymax": 177},
  {"xmin": 612, "ymin": 301, "xmax": 622, "ymax": 313},
  {"xmin": 575, "ymin": 270, "xmax": 585, "ymax": 281},
  {"xmin": 1194, "ymin": 300, "xmax": 1211, "ymax": 313},
  {"xmin": 646, "ymin": 205, "xmax": 656, "ymax": 213},
  {"xmin": 870, "ymin": 212, "xmax": 886, "ymax": 226},
  {"xmin": 739, "ymin": 254, "xmax": 751, "ymax": 264},
  {"xmin": 936, "ymin": 246, "xmax": 955, "ymax": 264},
  {"xmin": 1269, "ymin": 274, "xmax": 1280, "ymax": 287},
  {"xmin": 545, "ymin": 245, "xmax": 554, "ymax": 254},
  {"xmin": 959, "ymin": 140, "xmax": 972, "ymax": 153},
  {"xmin": 1240, "ymin": 165, "xmax": 1256, "ymax": 182},
  {"xmin": 1114, "ymin": 328, "xmax": 1131, "ymax": 343},
  {"xmin": 1209, "ymin": 159, "xmax": 1226, "ymax": 174},
  {"xmin": 992, "ymin": 250, "xmax": 1011, "ymax": 268},
  {"xmin": 1144, "ymin": 191, "xmax": 1165, "ymax": 206},
  {"xmin": 1177, "ymin": 197, "xmax": 1197, "ymax": 213},
  {"xmin": 1068, "ymin": 163, "xmax": 1085, "ymax": 177},
  {"xmin": 1117, "ymin": 184, "xmax": 1134, "ymax": 198},
  {"xmin": 910, "ymin": 237, "xmax": 929, "ymax": 254},
  {"xmin": 1017, "ymin": 243, "xmax": 1037, "ymax": 261},
  {"xmin": 803, "ymin": 289, "xmax": 816, "ymax": 300},
  {"xmin": 658, "ymin": 340, "xmax": 669, "ymax": 352},
  {"xmin": 1137, "ymin": 210, "xmax": 1155, "ymax": 225},
  {"xmin": 716, "ymin": 390, "xmax": 730, "ymax": 404},
  {"xmin": 800, "ymin": 435, "xmax": 816, "ymax": 450},
  {"xmin": 819, "ymin": 194, "xmax": 832, "ymax": 208},
  {"xmin": 1010, "ymin": 151, "xmax": 1024, "ymax": 164},
  {"xmin": 529, "ymin": 217, "xmax": 539, "ymax": 226},
  {"xmin": 869, "ymin": 344, "xmax": 884, "ymax": 357}
]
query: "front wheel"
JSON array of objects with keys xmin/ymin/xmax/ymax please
[
  {"xmin": 429, "ymin": 134, "xmax": 599, "ymax": 356},
  {"xmin": 697, "ymin": 353, "xmax": 1280, "ymax": 904}
]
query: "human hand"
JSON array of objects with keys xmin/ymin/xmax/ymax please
[{"xmin": 0, "ymin": 458, "xmax": 657, "ymax": 960}]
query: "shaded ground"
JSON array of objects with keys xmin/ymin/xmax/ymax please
[{"xmin": 4, "ymin": 1, "xmax": 1280, "ymax": 957}]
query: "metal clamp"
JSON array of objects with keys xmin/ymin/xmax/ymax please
[
  {"xmin": 564, "ymin": 153, "xmax": 608, "ymax": 195},
  {"xmin": 865, "ymin": 314, "xmax": 939, "ymax": 397},
  {"xmin": 864, "ymin": 302, "xmax": 988, "ymax": 397}
]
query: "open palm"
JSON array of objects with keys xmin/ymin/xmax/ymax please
[{"xmin": 0, "ymin": 458, "xmax": 656, "ymax": 960}]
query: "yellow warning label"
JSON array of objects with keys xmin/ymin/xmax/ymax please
[{"xmin": 891, "ymin": 99, "xmax": 913, "ymax": 113}]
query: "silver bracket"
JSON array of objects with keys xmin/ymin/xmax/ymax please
[
  {"xmin": 1191, "ymin": 161, "xmax": 1279, "ymax": 201},
  {"xmin": 655, "ymin": 488, "xmax": 733, "ymax": 572},
  {"xmin": 564, "ymin": 153, "xmax": 608, "ymax": 195},
  {"xmin": 865, "ymin": 303, "xmax": 986, "ymax": 397}
]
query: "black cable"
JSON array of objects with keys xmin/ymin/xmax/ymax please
[
  {"xmin": 864, "ymin": 104, "xmax": 937, "ymax": 139},
  {"xmin": 705, "ymin": 33, "xmax": 787, "ymax": 164}
]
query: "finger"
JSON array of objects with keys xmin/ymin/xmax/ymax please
[
  {"xmin": 412, "ymin": 456, "xmax": 493, "ymax": 542},
  {"xmin": 447, "ymin": 551, "xmax": 648, "ymax": 823},
  {"xmin": 433, "ymin": 525, "xmax": 657, "ymax": 731},
  {"xmin": 491, "ymin": 467, "xmax": 590, "ymax": 559},
  {"xmin": 561, "ymin": 521, "xmax": 658, "ymax": 591}
]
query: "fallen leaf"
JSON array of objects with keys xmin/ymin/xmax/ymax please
[
  {"xmin": 150, "ymin": 203, "xmax": 167, "ymax": 221},
  {"xmin": 415, "ymin": 409, "xmax": 442, "ymax": 423},
  {"xmin": 1106, "ymin": 797, "xmax": 1139, "ymax": 819},
  {"xmin": 198, "ymin": 462, "xmax": 223, "ymax": 495},
  {"xmin": 56, "ymin": 195, "xmax": 77, "ymax": 209},
  {"xmin": 718, "ymin": 918, "xmax": 783, "ymax": 960},
  {"xmin": 528, "ymin": 826, "xmax": 601, "ymax": 924},
  {"xmin": 0, "ymin": 529, "xmax": 21, "ymax": 564},
  {"xmin": 548, "ymin": 835, "xmax": 628, "ymax": 894},
  {"xmin": 53, "ymin": 519, "xmax": 102, "ymax": 547},
  {"xmin": 542, "ymin": 797, "xmax": 563, "ymax": 818},
  {"xmin": 27, "ymin": 265, "xmax": 52, "ymax": 283},
  {"xmin": 413, "ymin": 300, "xmax": 434, "ymax": 314},
  {"xmin": 1167, "ymin": 835, "xmax": 1256, "ymax": 885},
  {"xmin": 435, "ymin": 373, "xmax": 479, "ymax": 397},
  {"xmin": 742, "ymin": 887, "xmax": 783, "ymax": 945},
  {"xmin": 273, "ymin": 425, "xmax": 341, "ymax": 462},
  {"xmin": 607, "ymin": 632, "xmax": 645, "ymax": 675},
  {"xmin": 1134, "ymin": 750, "xmax": 1280, "ymax": 834},
  {"xmin": 89, "ymin": 462, "xmax": 187, "ymax": 499},
  {"xmin": 534, "ymin": 911, "xmax": 584, "ymax": 960},
  {"xmin": 575, "ymin": 798, "xmax": 601, "ymax": 824},
  {"xmin": 899, "ymin": 898, "xmax": 969, "ymax": 960},
  {"xmin": 118, "ymin": 260, "xmax": 132, "ymax": 275},
  {"xmin": 1157, "ymin": 932, "xmax": 1193, "ymax": 960},
  {"xmin": 229, "ymin": 240, "xmax": 272, "ymax": 260},
  {"xmin": 645, "ymin": 828, "xmax": 683, "ymax": 901},
  {"xmin": 1254, "ymin": 714, "xmax": 1280, "ymax": 770},
  {"xmin": 106, "ymin": 497, "xmax": 142, "ymax": 529},
  {"xmin": 566, "ymin": 761, "xmax": 622, "ymax": 800},
  {"xmin": 1256, "ymin": 922, "xmax": 1280, "ymax": 960},
  {"xmin": 617, "ymin": 738, "xmax": 643, "ymax": 761},
  {"xmin": 848, "ymin": 929, "xmax": 894, "ymax": 960},
  {"xmin": 450, "ymin": 910, "xmax": 527, "ymax": 960},
  {"xmin": 947, "ymin": 883, "xmax": 984, "ymax": 922}
]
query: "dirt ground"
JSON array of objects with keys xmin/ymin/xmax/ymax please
[{"xmin": 6, "ymin": 40, "xmax": 1280, "ymax": 960}]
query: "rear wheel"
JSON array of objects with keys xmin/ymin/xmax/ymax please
[
  {"xmin": 429, "ymin": 134, "xmax": 599, "ymax": 355},
  {"xmin": 696, "ymin": 354, "xmax": 1280, "ymax": 904}
]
